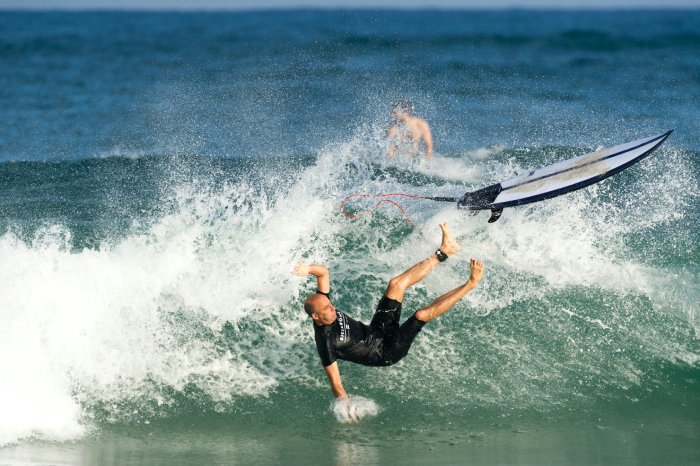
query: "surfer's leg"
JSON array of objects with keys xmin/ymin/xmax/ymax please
[
  {"xmin": 370, "ymin": 295, "xmax": 402, "ymax": 338},
  {"xmin": 383, "ymin": 314, "xmax": 426, "ymax": 364},
  {"xmin": 414, "ymin": 258, "xmax": 484, "ymax": 322},
  {"xmin": 384, "ymin": 223, "xmax": 460, "ymax": 302}
]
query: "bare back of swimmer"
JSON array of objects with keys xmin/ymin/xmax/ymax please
[{"xmin": 387, "ymin": 100, "xmax": 434, "ymax": 159}]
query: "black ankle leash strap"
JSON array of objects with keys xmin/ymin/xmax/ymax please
[{"xmin": 435, "ymin": 249, "xmax": 448, "ymax": 262}]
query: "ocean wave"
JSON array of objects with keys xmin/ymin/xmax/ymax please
[{"xmin": 0, "ymin": 128, "xmax": 698, "ymax": 446}]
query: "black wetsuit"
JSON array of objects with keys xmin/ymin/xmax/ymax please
[{"xmin": 313, "ymin": 293, "xmax": 425, "ymax": 367}]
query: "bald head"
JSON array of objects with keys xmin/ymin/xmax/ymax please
[{"xmin": 304, "ymin": 293, "xmax": 329, "ymax": 317}]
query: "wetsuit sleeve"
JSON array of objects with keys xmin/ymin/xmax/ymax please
[{"xmin": 314, "ymin": 327, "xmax": 336, "ymax": 367}]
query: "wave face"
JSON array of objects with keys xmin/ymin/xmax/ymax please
[{"xmin": 0, "ymin": 133, "xmax": 698, "ymax": 446}]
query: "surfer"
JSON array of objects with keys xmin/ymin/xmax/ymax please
[
  {"xmin": 387, "ymin": 100, "xmax": 434, "ymax": 159},
  {"xmin": 293, "ymin": 223, "xmax": 484, "ymax": 401}
]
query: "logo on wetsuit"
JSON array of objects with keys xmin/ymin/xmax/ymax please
[{"xmin": 337, "ymin": 312, "xmax": 349, "ymax": 342}]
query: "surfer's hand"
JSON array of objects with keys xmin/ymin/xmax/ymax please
[
  {"xmin": 292, "ymin": 261, "xmax": 310, "ymax": 276},
  {"xmin": 337, "ymin": 397, "xmax": 360, "ymax": 424},
  {"xmin": 468, "ymin": 258, "xmax": 484, "ymax": 285}
]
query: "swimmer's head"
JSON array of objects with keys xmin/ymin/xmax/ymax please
[
  {"xmin": 392, "ymin": 100, "xmax": 413, "ymax": 120},
  {"xmin": 304, "ymin": 293, "xmax": 337, "ymax": 325}
]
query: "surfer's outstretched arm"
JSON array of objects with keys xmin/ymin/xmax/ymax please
[
  {"xmin": 323, "ymin": 362, "xmax": 348, "ymax": 399},
  {"xmin": 325, "ymin": 364, "xmax": 359, "ymax": 423},
  {"xmin": 415, "ymin": 258, "xmax": 484, "ymax": 322},
  {"xmin": 293, "ymin": 262, "xmax": 329, "ymax": 294}
]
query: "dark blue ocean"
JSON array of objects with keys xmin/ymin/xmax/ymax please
[
  {"xmin": 0, "ymin": 9, "xmax": 698, "ymax": 465},
  {"xmin": 3, "ymin": 9, "xmax": 700, "ymax": 162}
]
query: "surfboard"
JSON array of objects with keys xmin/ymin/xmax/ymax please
[{"xmin": 456, "ymin": 130, "xmax": 673, "ymax": 222}]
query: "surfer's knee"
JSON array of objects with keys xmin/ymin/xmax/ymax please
[
  {"xmin": 387, "ymin": 276, "xmax": 407, "ymax": 294},
  {"xmin": 414, "ymin": 307, "xmax": 432, "ymax": 323},
  {"xmin": 384, "ymin": 276, "xmax": 408, "ymax": 301},
  {"xmin": 414, "ymin": 308, "xmax": 428, "ymax": 322}
]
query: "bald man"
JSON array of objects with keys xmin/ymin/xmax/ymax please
[{"xmin": 293, "ymin": 224, "xmax": 484, "ymax": 400}]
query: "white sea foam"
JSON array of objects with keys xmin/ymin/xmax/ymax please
[
  {"xmin": 331, "ymin": 396, "xmax": 380, "ymax": 424},
  {"xmin": 0, "ymin": 161, "xmax": 338, "ymax": 445},
  {"xmin": 96, "ymin": 146, "xmax": 148, "ymax": 160},
  {"xmin": 0, "ymin": 130, "xmax": 376, "ymax": 445}
]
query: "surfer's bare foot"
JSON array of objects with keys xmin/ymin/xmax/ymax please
[
  {"xmin": 439, "ymin": 223, "xmax": 460, "ymax": 257},
  {"xmin": 467, "ymin": 258, "xmax": 484, "ymax": 286}
]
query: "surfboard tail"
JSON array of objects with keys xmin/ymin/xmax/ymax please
[{"xmin": 457, "ymin": 183, "xmax": 502, "ymax": 210}]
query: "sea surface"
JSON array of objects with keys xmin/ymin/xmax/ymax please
[{"xmin": 0, "ymin": 8, "xmax": 699, "ymax": 465}]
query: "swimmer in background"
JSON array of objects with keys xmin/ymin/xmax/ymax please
[{"xmin": 387, "ymin": 100, "xmax": 434, "ymax": 159}]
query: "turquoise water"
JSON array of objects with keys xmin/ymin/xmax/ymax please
[{"xmin": 0, "ymin": 9, "xmax": 698, "ymax": 465}]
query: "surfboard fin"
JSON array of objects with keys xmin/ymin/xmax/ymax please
[{"xmin": 487, "ymin": 208, "xmax": 503, "ymax": 223}]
